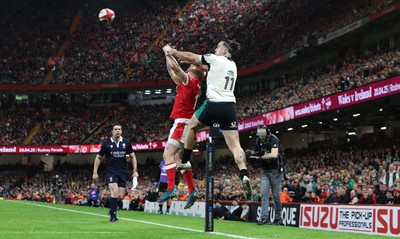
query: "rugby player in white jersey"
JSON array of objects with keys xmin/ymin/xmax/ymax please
[{"xmin": 164, "ymin": 40, "xmax": 252, "ymax": 207}]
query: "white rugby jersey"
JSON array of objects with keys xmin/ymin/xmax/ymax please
[{"xmin": 200, "ymin": 54, "xmax": 237, "ymax": 103}]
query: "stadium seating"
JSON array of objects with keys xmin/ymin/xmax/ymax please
[
  {"xmin": 1, "ymin": 0, "xmax": 394, "ymax": 84},
  {"xmin": 2, "ymin": 138, "xmax": 399, "ymax": 205},
  {"xmin": 1, "ymin": 48, "xmax": 397, "ymax": 145},
  {"xmin": 0, "ymin": 0, "xmax": 80, "ymax": 85},
  {"xmin": 1, "ymin": 0, "xmax": 400, "ymax": 210}
]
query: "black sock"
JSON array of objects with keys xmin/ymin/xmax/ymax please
[
  {"xmin": 159, "ymin": 204, "xmax": 163, "ymax": 210},
  {"xmin": 110, "ymin": 197, "xmax": 117, "ymax": 218},
  {"xmin": 240, "ymin": 169, "xmax": 249, "ymax": 181},
  {"xmin": 182, "ymin": 148, "xmax": 193, "ymax": 164},
  {"xmin": 117, "ymin": 198, "xmax": 122, "ymax": 210}
]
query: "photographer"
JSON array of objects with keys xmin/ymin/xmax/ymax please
[{"xmin": 247, "ymin": 125, "xmax": 284, "ymax": 225}]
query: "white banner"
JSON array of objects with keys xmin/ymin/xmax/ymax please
[
  {"xmin": 300, "ymin": 204, "xmax": 400, "ymax": 237},
  {"xmin": 144, "ymin": 200, "xmax": 205, "ymax": 218}
]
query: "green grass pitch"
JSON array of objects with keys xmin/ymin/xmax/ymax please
[{"xmin": 0, "ymin": 200, "xmax": 389, "ymax": 239}]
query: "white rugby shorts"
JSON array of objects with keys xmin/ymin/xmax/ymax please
[{"xmin": 167, "ymin": 118, "xmax": 190, "ymax": 147}]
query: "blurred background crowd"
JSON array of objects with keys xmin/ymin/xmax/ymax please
[{"xmin": 1, "ymin": 0, "xmax": 400, "ymax": 213}]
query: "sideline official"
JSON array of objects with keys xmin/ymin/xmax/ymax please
[{"xmin": 54, "ymin": 175, "xmax": 63, "ymax": 204}]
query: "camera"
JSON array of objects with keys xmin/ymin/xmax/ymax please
[
  {"xmin": 253, "ymin": 150, "xmax": 267, "ymax": 156},
  {"xmin": 245, "ymin": 150, "xmax": 254, "ymax": 159},
  {"xmin": 245, "ymin": 149, "xmax": 267, "ymax": 158},
  {"xmin": 245, "ymin": 150, "xmax": 261, "ymax": 167}
]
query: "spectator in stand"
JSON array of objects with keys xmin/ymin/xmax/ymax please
[
  {"xmin": 310, "ymin": 191, "xmax": 322, "ymax": 204},
  {"xmin": 377, "ymin": 183, "xmax": 387, "ymax": 204},
  {"xmin": 289, "ymin": 180, "xmax": 305, "ymax": 203},
  {"xmin": 394, "ymin": 190, "xmax": 400, "ymax": 204},
  {"xmin": 337, "ymin": 187, "xmax": 350, "ymax": 204},
  {"xmin": 280, "ymin": 188, "xmax": 292, "ymax": 204},
  {"xmin": 385, "ymin": 164, "xmax": 399, "ymax": 188},
  {"xmin": 323, "ymin": 188, "xmax": 336, "ymax": 204},
  {"xmin": 358, "ymin": 188, "xmax": 376, "ymax": 204},
  {"xmin": 300, "ymin": 175, "xmax": 314, "ymax": 199},
  {"xmin": 383, "ymin": 190, "xmax": 395, "ymax": 205},
  {"xmin": 348, "ymin": 190, "xmax": 359, "ymax": 204}
]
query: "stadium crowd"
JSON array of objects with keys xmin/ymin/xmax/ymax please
[
  {"xmin": 2, "ymin": 136, "xmax": 400, "ymax": 208},
  {"xmin": 1, "ymin": 46, "xmax": 398, "ymax": 145},
  {"xmin": 30, "ymin": 107, "xmax": 110, "ymax": 145},
  {"xmin": 0, "ymin": 110, "xmax": 37, "ymax": 145},
  {"xmin": 236, "ymin": 48, "xmax": 400, "ymax": 120},
  {"xmin": 1, "ymin": 0, "xmax": 400, "ymax": 218},
  {"xmin": 50, "ymin": 0, "xmax": 185, "ymax": 85},
  {"xmin": 88, "ymin": 104, "xmax": 172, "ymax": 144},
  {"xmin": 0, "ymin": 0, "xmax": 80, "ymax": 85},
  {"xmin": 1, "ymin": 0, "xmax": 396, "ymax": 85},
  {"xmin": 161, "ymin": 0, "xmax": 394, "ymax": 69}
]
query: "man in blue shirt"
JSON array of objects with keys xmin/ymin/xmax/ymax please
[{"xmin": 92, "ymin": 123, "xmax": 138, "ymax": 223}]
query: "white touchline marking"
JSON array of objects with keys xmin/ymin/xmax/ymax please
[
  {"xmin": 9, "ymin": 201, "xmax": 260, "ymax": 239},
  {"xmin": 0, "ymin": 232, "xmax": 119, "ymax": 234}
]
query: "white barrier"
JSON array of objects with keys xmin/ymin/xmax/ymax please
[
  {"xmin": 144, "ymin": 200, "xmax": 205, "ymax": 218},
  {"xmin": 122, "ymin": 199, "xmax": 131, "ymax": 210}
]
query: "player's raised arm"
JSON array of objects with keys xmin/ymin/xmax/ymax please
[
  {"xmin": 166, "ymin": 56, "xmax": 187, "ymax": 85},
  {"xmin": 163, "ymin": 44, "xmax": 187, "ymax": 85},
  {"xmin": 166, "ymin": 46, "xmax": 201, "ymax": 65}
]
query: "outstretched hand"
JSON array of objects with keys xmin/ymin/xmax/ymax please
[{"xmin": 163, "ymin": 44, "xmax": 175, "ymax": 55}]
